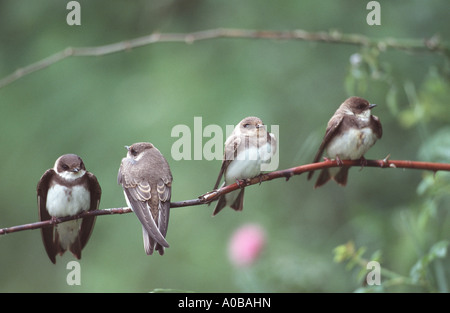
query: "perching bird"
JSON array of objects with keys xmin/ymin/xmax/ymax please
[
  {"xmin": 118, "ymin": 142, "xmax": 173, "ymax": 255},
  {"xmin": 37, "ymin": 154, "xmax": 101, "ymax": 264},
  {"xmin": 307, "ymin": 96, "xmax": 382, "ymax": 188},
  {"xmin": 212, "ymin": 116, "xmax": 277, "ymax": 216}
]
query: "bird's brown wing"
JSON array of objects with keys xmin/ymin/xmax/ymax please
[
  {"xmin": 37, "ymin": 169, "xmax": 57, "ymax": 264},
  {"xmin": 118, "ymin": 161, "xmax": 169, "ymax": 248},
  {"xmin": 156, "ymin": 175, "xmax": 172, "ymax": 239},
  {"xmin": 213, "ymin": 135, "xmax": 241, "ymax": 190},
  {"xmin": 371, "ymin": 115, "xmax": 383, "ymax": 139},
  {"xmin": 79, "ymin": 172, "xmax": 102, "ymax": 250},
  {"xmin": 307, "ymin": 114, "xmax": 344, "ymax": 180},
  {"xmin": 211, "ymin": 135, "xmax": 241, "ymax": 214}
]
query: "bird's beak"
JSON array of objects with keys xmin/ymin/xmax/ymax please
[
  {"xmin": 125, "ymin": 145, "xmax": 130, "ymax": 151},
  {"xmin": 72, "ymin": 168, "xmax": 80, "ymax": 173},
  {"xmin": 369, "ymin": 103, "xmax": 377, "ymax": 109}
]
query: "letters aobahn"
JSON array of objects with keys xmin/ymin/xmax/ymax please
[{"xmin": 178, "ymin": 297, "xmax": 271, "ymax": 310}]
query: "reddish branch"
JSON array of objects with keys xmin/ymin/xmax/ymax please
[{"xmin": 1, "ymin": 158, "xmax": 449, "ymax": 235}]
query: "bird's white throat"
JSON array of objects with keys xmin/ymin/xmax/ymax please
[{"xmin": 54, "ymin": 168, "xmax": 86, "ymax": 181}]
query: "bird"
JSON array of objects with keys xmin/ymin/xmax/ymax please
[
  {"xmin": 307, "ymin": 96, "xmax": 383, "ymax": 188},
  {"xmin": 37, "ymin": 154, "xmax": 101, "ymax": 264},
  {"xmin": 212, "ymin": 116, "xmax": 277, "ymax": 216},
  {"xmin": 118, "ymin": 142, "xmax": 173, "ymax": 255}
]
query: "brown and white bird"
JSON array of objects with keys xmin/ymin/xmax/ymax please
[
  {"xmin": 212, "ymin": 116, "xmax": 277, "ymax": 216},
  {"xmin": 307, "ymin": 96, "xmax": 383, "ymax": 188},
  {"xmin": 37, "ymin": 154, "xmax": 101, "ymax": 264},
  {"xmin": 118, "ymin": 142, "xmax": 173, "ymax": 255}
]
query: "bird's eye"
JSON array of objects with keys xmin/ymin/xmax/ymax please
[
  {"xmin": 62, "ymin": 164, "xmax": 69, "ymax": 170},
  {"xmin": 130, "ymin": 148, "xmax": 138, "ymax": 156},
  {"xmin": 243, "ymin": 123, "xmax": 250, "ymax": 128}
]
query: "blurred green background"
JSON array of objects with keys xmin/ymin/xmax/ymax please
[{"xmin": 1, "ymin": 0, "xmax": 449, "ymax": 292}]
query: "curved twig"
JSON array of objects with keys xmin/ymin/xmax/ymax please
[{"xmin": 1, "ymin": 28, "xmax": 448, "ymax": 89}]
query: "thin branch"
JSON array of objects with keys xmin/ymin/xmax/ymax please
[
  {"xmin": 1, "ymin": 158, "xmax": 449, "ymax": 236},
  {"xmin": 1, "ymin": 28, "xmax": 448, "ymax": 89},
  {"xmin": 0, "ymin": 207, "xmax": 133, "ymax": 235}
]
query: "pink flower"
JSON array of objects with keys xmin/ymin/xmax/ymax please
[{"xmin": 228, "ymin": 224, "xmax": 266, "ymax": 267}]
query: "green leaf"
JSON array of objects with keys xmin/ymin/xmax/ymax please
[
  {"xmin": 333, "ymin": 241, "xmax": 355, "ymax": 263},
  {"xmin": 410, "ymin": 241, "xmax": 449, "ymax": 283},
  {"xmin": 429, "ymin": 241, "xmax": 449, "ymax": 259}
]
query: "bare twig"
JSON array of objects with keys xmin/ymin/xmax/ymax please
[
  {"xmin": 1, "ymin": 28, "xmax": 448, "ymax": 89},
  {"xmin": 1, "ymin": 158, "xmax": 449, "ymax": 236},
  {"xmin": 0, "ymin": 207, "xmax": 133, "ymax": 235}
]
